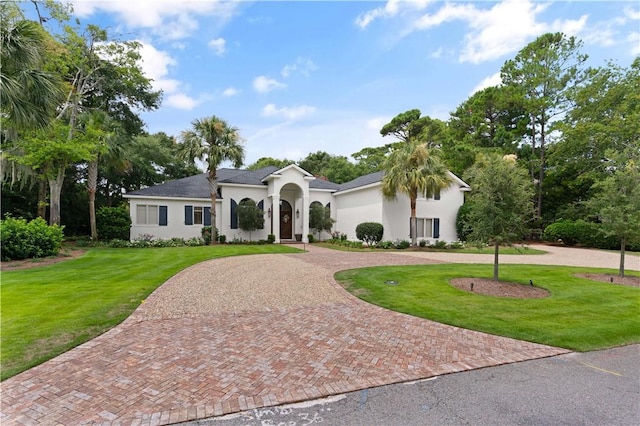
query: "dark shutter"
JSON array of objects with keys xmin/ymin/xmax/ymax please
[
  {"xmin": 257, "ymin": 200, "xmax": 264, "ymax": 229},
  {"xmin": 230, "ymin": 199, "xmax": 238, "ymax": 229},
  {"xmin": 435, "ymin": 189, "xmax": 441, "ymax": 200},
  {"xmin": 159, "ymin": 206, "xmax": 168, "ymax": 226},
  {"xmin": 433, "ymin": 218, "xmax": 440, "ymax": 239},
  {"xmin": 185, "ymin": 205, "xmax": 193, "ymax": 225},
  {"xmin": 204, "ymin": 207, "xmax": 211, "ymax": 226}
]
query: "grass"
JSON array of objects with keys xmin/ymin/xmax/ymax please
[
  {"xmin": 335, "ymin": 264, "xmax": 640, "ymax": 352},
  {"xmin": 0, "ymin": 244, "xmax": 301, "ymax": 380},
  {"xmin": 316, "ymin": 242, "xmax": 547, "ymax": 255}
]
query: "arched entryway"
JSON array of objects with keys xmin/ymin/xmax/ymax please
[{"xmin": 279, "ymin": 200, "xmax": 293, "ymax": 240}]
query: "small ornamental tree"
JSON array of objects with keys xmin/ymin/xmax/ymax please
[
  {"xmin": 586, "ymin": 150, "xmax": 640, "ymax": 277},
  {"xmin": 237, "ymin": 199, "xmax": 264, "ymax": 241},
  {"xmin": 356, "ymin": 222, "xmax": 384, "ymax": 248},
  {"xmin": 463, "ymin": 154, "xmax": 534, "ymax": 280},
  {"xmin": 309, "ymin": 203, "xmax": 333, "ymax": 240}
]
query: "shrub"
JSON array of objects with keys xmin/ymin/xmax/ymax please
[
  {"xmin": 448, "ymin": 241, "xmax": 465, "ymax": 249},
  {"xmin": 355, "ymin": 222, "xmax": 384, "ymax": 247},
  {"xmin": 96, "ymin": 206, "xmax": 131, "ymax": 240},
  {"xmin": 418, "ymin": 239, "xmax": 427, "ymax": 247},
  {"xmin": 308, "ymin": 234, "xmax": 315, "ymax": 243},
  {"xmin": 218, "ymin": 234, "xmax": 227, "ymax": 244},
  {"xmin": 378, "ymin": 241, "xmax": 395, "ymax": 249},
  {"xmin": 432, "ymin": 240, "xmax": 448, "ymax": 249},
  {"xmin": 201, "ymin": 226, "xmax": 213, "ymax": 245},
  {"xmin": 455, "ymin": 202, "xmax": 473, "ymax": 242},
  {"xmin": 0, "ymin": 216, "xmax": 64, "ymax": 260},
  {"xmin": 543, "ymin": 220, "xmax": 619, "ymax": 250},
  {"xmin": 267, "ymin": 234, "xmax": 275, "ymax": 244},
  {"xmin": 395, "ymin": 240, "xmax": 410, "ymax": 249}
]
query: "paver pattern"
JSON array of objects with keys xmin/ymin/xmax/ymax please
[{"xmin": 2, "ymin": 244, "xmax": 616, "ymax": 425}]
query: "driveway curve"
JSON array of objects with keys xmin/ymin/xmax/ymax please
[{"xmin": 2, "ymin": 244, "xmax": 634, "ymax": 425}]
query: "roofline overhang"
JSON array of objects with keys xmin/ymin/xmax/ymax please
[
  {"xmin": 123, "ymin": 194, "xmax": 221, "ymax": 202},
  {"xmin": 334, "ymin": 181, "xmax": 382, "ymax": 196}
]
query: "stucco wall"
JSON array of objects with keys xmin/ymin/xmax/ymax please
[
  {"xmin": 128, "ymin": 196, "xmax": 213, "ymax": 241},
  {"xmin": 334, "ymin": 185, "xmax": 383, "ymax": 240}
]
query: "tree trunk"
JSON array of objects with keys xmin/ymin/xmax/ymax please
[
  {"xmin": 207, "ymin": 171, "xmax": 218, "ymax": 242},
  {"xmin": 619, "ymin": 236, "xmax": 626, "ymax": 278},
  {"xmin": 48, "ymin": 167, "xmax": 65, "ymax": 226},
  {"xmin": 37, "ymin": 178, "xmax": 47, "ymax": 219},
  {"xmin": 410, "ymin": 196, "xmax": 417, "ymax": 246},
  {"xmin": 493, "ymin": 241, "xmax": 500, "ymax": 281},
  {"xmin": 537, "ymin": 118, "xmax": 546, "ymax": 219},
  {"xmin": 88, "ymin": 159, "xmax": 98, "ymax": 240}
]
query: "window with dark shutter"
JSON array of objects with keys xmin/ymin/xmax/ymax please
[
  {"xmin": 159, "ymin": 206, "xmax": 168, "ymax": 226},
  {"xmin": 204, "ymin": 207, "xmax": 211, "ymax": 226},
  {"xmin": 230, "ymin": 199, "xmax": 238, "ymax": 229},
  {"xmin": 185, "ymin": 205, "xmax": 193, "ymax": 225}
]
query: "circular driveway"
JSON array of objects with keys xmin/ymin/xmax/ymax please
[{"xmin": 1, "ymin": 244, "xmax": 636, "ymax": 425}]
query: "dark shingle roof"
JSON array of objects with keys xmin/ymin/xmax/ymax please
[
  {"xmin": 336, "ymin": 171, "xmax": 384, "ymax": 192},
  {"xmin": 125, "ymin": 166, "xmax": 342, "ymax": 198},
  {"xmin": 310, "ymin": 179, "xmax": 341, "ymax": 190},
  {"xmin": 126, "ymin": 173, "xmax": 212, "ymax": 198}
]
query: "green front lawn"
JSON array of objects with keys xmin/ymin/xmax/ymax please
[
  {"xmin": 335, "ymin": 264, "xmax": 640, "ymax": 352},
  {"xmin": 316, "ymin": 242, "xmax": 547, "ymax": 254},
  {"xmin": 1, "ymin": 245, "xmax": 301, "ymax": 380}
]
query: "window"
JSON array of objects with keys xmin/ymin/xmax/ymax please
[
  {"xmin": 136, "ymin": 205, "xmax": 167, "ymax": 226},
  {"xmin": 423, "ymin": 189, "xmax": 441, "ymax": 200},
  {"xmin": 185, "ymin": 205, "xmax": 211, "ymax": 226},
  {"xmin": 193, "ymin": 206, "xmax": 203, "ymax": 225},
  {"xmin": 415, "ymin": 217, "xmax": 440, "ymax": 239}
]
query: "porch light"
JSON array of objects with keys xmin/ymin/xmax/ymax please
[
  {"xmin": 267, "ymin": 207, "xmax": 271, "ymax": 218},
  {"xmin": 296, "ymin": 209, "xmax": 300, "ymax": 218}
]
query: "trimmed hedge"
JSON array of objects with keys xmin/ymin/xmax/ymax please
[
  {"xmin": 356, "ymin": 222, "xmax": 384, "ymax": 247},
  {"xmin": 542, "ymin": 220, "xmax": 633, "ymax": 250},
  {"xmin": 0, "ymin": 216, "xmax": 64, "ymax": 260},
  {"xmin": 96, "ymin": 206, "xmax": 131, "ymax": 240}
]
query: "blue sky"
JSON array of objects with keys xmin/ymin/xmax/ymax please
[{"xmin": 62, "ymin": 1, "xmax": 639, "ymax": 166}]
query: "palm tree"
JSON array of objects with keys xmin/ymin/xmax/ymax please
[
  {"xmin": 0, "ymin": 3, "xmax": 62, "ymax": 130},
  {"xmin": 180, "ymin": 116, "xmax": 245, "ymax": 242},
  {"xmin": 381, "ymin": 140, "xmax": 450, "ymax": 246}
]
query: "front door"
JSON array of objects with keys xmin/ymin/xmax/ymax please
[{"xmin": 280, "ymin": 200, "xmax": 293, "ymax": 240}]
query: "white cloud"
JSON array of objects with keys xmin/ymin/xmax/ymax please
[
  {"xmin": 70, "ymin": 0, "xmax": 240, "ymax": 40},
  {"xmin": 625, "ymin": 7, "xmax": 640, "ymax": 20},
  {"xmin": 470, "ymin": 72, "xmax": 502, "ymax": 96},
  {"xmin": 358, "ymin": 0, "xmax": 590, "ymax": 64},
  {"xmin": 628, "ymin": 31, "xmax": 640, "ymax": 56},
  {"xmin": 136, "ymin": 41, "xmax": 201, "ymax": 110},
  {"xmin": 355, "ymin": 0, "xmax": 431, "ymax": 29},
  {"xmin": 281, "ymin": 57, "xmax": 318, "ymax": 78},
  {"xmin": 164, "ymin": 93, "xmax": 199, "ymax": 110},
  {"xmin": 222, "ymin": 87, "xmax": 240, "ymax": 97},
  {"xmin": 253, "ymin": 76, "xmax": 287, "ymax": 93},
  {"xmin": 262, "ymin": 104, "xmax": 316, "ymax": 120},
  {"xmin": 208, "ymin": 38, "xmax": 226, "ymax": 56},
  {"xmin": 366, "ymin": 116, "xmax": 390, "ymax": 131}
]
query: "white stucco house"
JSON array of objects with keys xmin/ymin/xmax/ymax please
[{"xmin": 124, "ymin": 164, "xmax": 470, "ymax": 244}]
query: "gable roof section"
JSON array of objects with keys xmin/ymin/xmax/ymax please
[
  {"xmin": 125, "ymin": 167, "xmax": 468, "ymax": 199},
  {"xmin": 124, "ymin": 166, "xmax": 340, "ymax": 198},
  {"xmin": 336, "ymin": 171, "xmax": 384, "ymax": 193}
]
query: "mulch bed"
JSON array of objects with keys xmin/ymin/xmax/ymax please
[
  {"xmin": 450, "ymin": 278, "xmax": 550, "ymax": 299},
  {"xmin": 0, "ymin": 250, "xmax": 86, "ymax": 271},
  {"xmin": 574, "ymin": 273, "xmax": 640, "ymax": 288}
]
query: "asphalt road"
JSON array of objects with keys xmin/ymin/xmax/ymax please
[{"xmin": 183, "ymin": 344, "xmax": 639, "ymax": 426}]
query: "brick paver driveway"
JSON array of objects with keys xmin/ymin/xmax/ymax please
[{"xmin": 3, "ymin": 244, "xmax": 622, "ymax": 425}]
